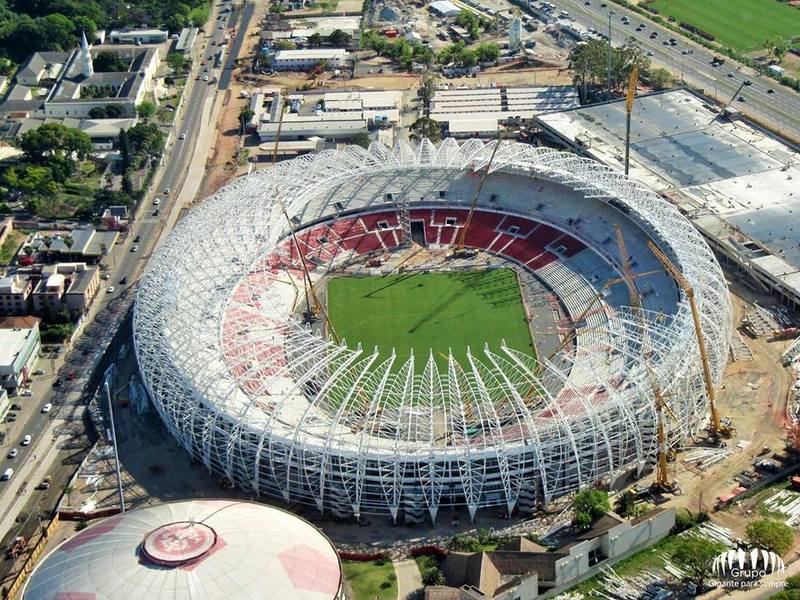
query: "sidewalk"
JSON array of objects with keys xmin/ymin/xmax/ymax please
[{"xmin": 394, "ymin": 559, "xmax": 423, "ymax": 600}]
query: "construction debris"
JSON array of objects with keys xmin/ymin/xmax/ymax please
[
  {"xmin": 763, "ymin": 490, "xmax": 800, "ymax": 527},
  {"xmin": 592, "ymin": 566, "xmax": 671, "ymax": 600},
  {"xmin": 729, "ymin": 331, "xmax": 754, "ymax": 361},
  {"xmin": 680, "ymin": 446, "xmax": 731, "ymax": 470},
  {"xmin": 742, "ymin": 304, "xmax": 781, "ymax": 337},
  {"xmin": 683, "ymin": 521, "xmax": 736, "ymax": 548}
]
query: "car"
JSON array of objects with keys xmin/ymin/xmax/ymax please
[
  {"xmin": 646, "ymin": 51, "xmax": 654, "ymax": 56},
  {"xmin": 663, "ymin": 40, "xmax": 670, "ymax": 45},
  {"xmin": 131, "ymin": 245, "xmax": 139, "ymax": 252},
  {"xmin": 179, "ymin": 133, "xmax": 186, "ymax": 140},
  {"xmin": 107, "ymin": 286, "xmax": 115, "ymax": 293},
  {"xmin": 639, "ymin": 22, "xmax": 646, "ymax": 27},
  {"xmin": 36, "ymin": 476, "xmax": 51, "ymax": 490},
  {"xmin": 32, "ymin": 368, "xmax": 44, "ymax": 376},
  {"xmin": 119, "ymin": 277, "xmax": 128, "ymax": 285},
  {"xmin": 584, "ymin": 0, "xmax": 590, "ymax": 4},
  {"xmin": 7, "ymin": 449, "xmax": 17, "ymax": 459},
  {"xmin": 738, "ymin": 95, "xmax": 745, "ymax": 102},
  {"xmin": 650, "ymin": 32, "xmax": 657, "ymax": 38},
  {"xmin": 21, "ymin": 435, "xmax": 31, "ymax": 446},
  {"xmin": 134, "ymin": 235, "xmax": 141, "ymax": 243},
  {"xmin": 163, "ymin": 188, "xmax": 171, "ymax": 194},
  {"xmin": 2, "ymin": 468, "xmax": 14, "ymax": 481},
  {"xmin": 727, "ymin": 71, "xmax": 735, "ymax": 78},
  {"xmin": 101, "ymin": 273, "xmax": 110, "ymax": 280},
  {"xmin": 41, "ymin": 403, "xmax": 52, "ymax": 413},
  {"xmin": 153, "ymin": 209, "xmax": 160, "ymax": 217},
  {"xmin": 52, "ymin": 377, "xmax": 62, "ymax": 388},
  {"xmin": 20, "ymin": 389, "xmax": 31, "ymax": 397},
  {"xmin": 203, "ymin": 75, "xmax": 209, "ymax": 82},
  {"xmin": 10, "ymin": 404, "xmax": 22, "ymax": 411},
  {"xmin": 743, "ymin": 79, "xmax": 752, "ymax": 86},
  {"xmin": 367, "ymin": 68, "xmax": 373, "ymax": 74},
  {"xmin": 681, "ymin": 49, "xmax": 688, "ymax": 54},
  {"xmin": 4, "ymin": 416, "xmax": 15, "ymax": 423},
  {"xmin": 153, "ymin": 197, "xmax": 161, "ymax": 206},
  {"xmin": 767, "ymin": 88, "xmax": 775, "ymax": 94}
]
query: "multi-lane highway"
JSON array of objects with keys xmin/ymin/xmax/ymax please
[{"xmin": 554, "ymin": 0, "xmax": 800, "ymax": 141}]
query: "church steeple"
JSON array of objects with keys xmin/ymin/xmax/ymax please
[{"xmin": 79, "ymin": 31, "xmax": 93, "ymax": 78}]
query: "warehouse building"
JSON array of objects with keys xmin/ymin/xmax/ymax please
[{"xmin": 268, "ymin": 48, "xmax": 349, "ymax": 71}]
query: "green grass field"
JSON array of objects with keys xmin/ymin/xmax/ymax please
[
  {"xmin": 648, "ymin": 0, "xmax": 800, "ymax": 51},
  {"xmin": 342, "ymin": 560, "xmax": 397, "ymax": 600},
  {"xmin": 327, "ymin": 269, "xmax": 534, "ymax": 371}
]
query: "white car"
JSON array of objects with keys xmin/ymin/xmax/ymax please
[
  {"xmin": 203, "ymin": 75, "xmax": 209, "ymax": 82},
  {"xmin": 33, "ymin": 369, "xmax": 44, "ymax": 376},
  {"xmin": 41, "ymin": 403, "xmax": 52, "ymax": 413},
  {"xmin": 7, "ymin": 448, "xmax": 17, "ymax": 459},
  {"xmin": 107, "ymin": 286, "xmax": 116, "ymax": 294},
  {"xmin": 20, "ymin": 389, "xmax": 32, "ymax": 397},
  {"xmin": 153, "ymin": 198, "xmax": 161, "ymax": 206},
  {"xmin": 131, "ymin": 245, "xmax": 139, "ymax": 253},
  {"xmin": 21, "ymin": 435, "xmax": 31, "ymax": 446},
  {"xmin": 179, "ymin": 133, "xmax": 187, "ymax": 139}
]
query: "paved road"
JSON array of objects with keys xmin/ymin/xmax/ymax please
[{"xmin": 551, "ymin": 0, "xmax": 800, "ymax": 141}]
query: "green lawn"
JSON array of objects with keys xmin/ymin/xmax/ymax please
[
  {"xmin": 0, "ymin": 230, "xmax": 26, "ymax": 265},
  {"xmin": 327, "ymin": 269, "xmax": 535, "ymax": 371},
  {"xmin": 648, "ymin": 0, "xmax": 800, "ymax": 51},
  {"xmin": 342, "ymin": 560, "xmax": 397, "ymax": 600}
]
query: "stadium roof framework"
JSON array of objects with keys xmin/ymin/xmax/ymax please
[
  {"xmin": 134, "ymin": 139, "xmax": 731, "ymax": 521},
  {"xmin": 537, "ymin": 88, "xmax": 800, "ymax": 308},
  {"xmin": 22, "ymin": 500, "xmax": 344, "ymax": 600}
]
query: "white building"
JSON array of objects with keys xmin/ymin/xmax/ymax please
[
  {"xmin": 0, "ymin": 317, "xmax": 40, "ymax": 391},
  {"xmin": 429, "ymin": 0, "xmax": 462, "ymax": 17},
  {"xmin": 269, "ymin": 48, "xmax": 349, "ymax": 71},
  {"xmin": 109, "ymin": 29, "xmax": 169, "ymax": 45}
]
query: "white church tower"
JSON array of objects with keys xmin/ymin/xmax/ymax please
[{"xmin": 79, "ymin": 31, "xmax": 94, "ymax": 78}]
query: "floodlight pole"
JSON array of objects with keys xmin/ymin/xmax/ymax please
[
  {"xmin": 624, "ymin": 66, "xmax": 638, "ymax": 177},
  {"xmin": 105, "ymin": 377, "xmax": 126, "ymax": 513}
]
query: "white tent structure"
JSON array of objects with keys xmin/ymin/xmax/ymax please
[{"xmin": 23, "ymin": 500, "xmax": 344, "ymax": 600}]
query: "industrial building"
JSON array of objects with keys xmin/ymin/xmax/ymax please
[
  {"xmin": 23, "ymin": 499, "xmax": 345, "ymax": 600},
  {"xmin": 430, "ymin": 86, "xmax": 579, "ymax": 137},
  {"xmin": 430, "ymin": 0, "xmax": 462, "ymax": 17},
  {"xmin": 268, "ymin": 48, "xmax": 349, "ymax": 71},
  {"xmin": 537, "ymin": 88, "xmax": 800, "ymax": 309},
  {"xmin": 108, "ymin": 29, "xmax": 169, "ymax": 45},
  {"xmin": 0, "ymin": 316, "xmax": 40, "ymax": 391}
]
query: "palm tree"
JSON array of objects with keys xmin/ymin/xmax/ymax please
[
  {"xmin": 23, "ymin": 245, "xmax": 33, "ymax": 257},
  {"xmin": 63, "ymin": 236, "xmax": 74, "ymax": 253},
  {"xmin": 42, "ymin": 236, "xmax": 52, "ymax": 263}
]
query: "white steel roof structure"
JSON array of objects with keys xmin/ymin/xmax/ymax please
[
  {"xmin": 133, "ymin": 139, "xmax": 731, "ymax": 521},
  {"xmin": 23, "ymin": 500, "xmax": 344, "ymax": 600}
]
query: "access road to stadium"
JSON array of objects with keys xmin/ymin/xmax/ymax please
[
  {"xmin": 0, "ymin": 1, "xmax": 257, "ymax": 581},
  {"xmin": 548, "ymin": 0, "xmax": 800, "ymax": 142}
]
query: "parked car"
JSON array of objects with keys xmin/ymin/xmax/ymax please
[
  {"xmin": 41, "ymin": 403, "xmax": 52, "ymax": 413},
  {"xmin": 10, "ymin": 404, "xmax": 22, "ymax": 411},
  {"xmin": 20, "ymin": 389, "xmax": 31, "ymax": 397},
  {"xmin": 36, "ymin": 476, "xmax": 51, "ymax": 490},
  {"xmin": 32, "ymin": 369, "xmax": 44, "ymax": 376},
  {"xmin": 101, "ymin": 273, "xmax": 110, "ymax": 280},
  {"xmin": 107, "ymin": 286, "xmax": 116, "ymax": 294}
]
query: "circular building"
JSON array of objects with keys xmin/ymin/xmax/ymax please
[
  {"xmin": 133, "ymin": 139, "xmax": 731, "ymax": 521},
  {"xmin": 23, "ymin": 500, "xmax": 344, "ymax": 600}
]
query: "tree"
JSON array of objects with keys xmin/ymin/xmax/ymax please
[
  {"xmin": 275, "ymin": 40, "xmax": 297, "ymax": 51},
  {"xmin": 328, "ymin": 29, "xmax": 351, "ymax": 48},
  {"xmin": 308, "ymin": 33, "xmax": 323, "ymax": 48},
  {"xmin": 746, "ymin": 518, "xmax": 795, "ymax": 556},
  {"xmin": 88, "ymin": 105, "xmax": 123, "ymax": 118},
  {"xmin": 238, "ymin": 108, "xmax": 255, "ymax": 134},
  {"xmin": 136, "ymin": 100, "xmax": 156, "ymax": 120},
  {"xmin": 765, "ymin": 36, "xmax": 790, "ymax": 63},
  {"xmin": 418, "ymin": 70, "xmax": 438, "ymax": 109},
  {"xmin": 166, "ymin": 51, "xmax": 187, "ymax": 73},
  {"xmin": 93, "ymin": 51, "xmax": 128, "ymax": 72},
  {"xmin": 474, "ymin": 42, "xmax": 500, "ymax": 63},
  {"xmin": 670, "ymin": 536, "xmax": 724, "ymax": 591},
  {"xmin": 410, "ymin": 117, "xmax": 442, "ymax": 144},
  {"xmin": 351, "ymin": 132, "xmax": 371, "ymax": 149},
  {"xmin": 127, "ymin": 122, "xmax": 165, "ymax": 159},
  {"xmin": 614, "ymin": 490, "xmax": 636, "ymax": 518},
  {"xmin": 18, "ymin": 123, "xmax": 93, "ymax": 164},
  {"xmin": 647, "ymin": 67, "xmax": 673, "ymax": 90},
  {"xmin": 3, "ymin": 164, "xmax": 58, "ymax": 197},
  {"xmin": 63, "ymin": 236, "xmax": 74, "ymax": 251},
  {"xmin": 573, "ymin": 489, "xmax": 610, "ymax": 531},
  {"xmin": 568, "ymin": 38, "xmax": 650, "ymax": 101},
  {"xmin": 456, "ymin": 10, "xmax": 481, "ymax": 40}
]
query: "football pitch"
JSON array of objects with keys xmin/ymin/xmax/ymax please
[
  {"xmin": 327, "ymin": 269, "xmax": 535, "ymax": 371},
  {"xmin": 648, "ymin": 0, "xmax": 800, "ymax": 51}
]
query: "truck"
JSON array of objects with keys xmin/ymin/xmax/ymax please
[{"xmin": 712, "ymin": 56, "xmax": 725, "ymax": 66}]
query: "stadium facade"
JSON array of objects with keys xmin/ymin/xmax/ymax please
[{"xmin": 134, "ymin": 139, "xmax": 731, "ymax": 521}]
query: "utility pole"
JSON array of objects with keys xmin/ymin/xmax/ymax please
[
  {"xmin": 606, "ymin": 10, "xmax": 614, "ymax": 98},
  {"xmin": 624, "ymin": 66, "xmax": 638, "ymax": 177}
]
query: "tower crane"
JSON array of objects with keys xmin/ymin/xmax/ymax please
[
  {"xmin": 646, "ymin": 240, "xmax": 732, "ymax": 438},
  {"xmin": 453, "ymin": 139, "xmax": 502, "ymax": 254},
  {"xmin": 646, "ymin": 365, "xmax": 680, "ymax": 494}
]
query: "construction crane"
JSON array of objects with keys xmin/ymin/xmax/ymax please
[
  {"xmin": 545, "ymin": 269, "xmax": 661, "ymax": 361},
  {"xmin": 646, "ymin": 240, "xmax": 731, "ymax": 438},
  {"xmin": 646, "ymin": 365, "xmax": 680, "ymax": 494},
  {"xmin": 453, "ymin": 138, "xmax": 502, "ymax": 253},
  {"xmin": 270, "ymin": 92, "xmax": 339, "ymax": 343},
  {"xmin": 615, "ymin": 224, "xmax": 641, "ymax": 311}
]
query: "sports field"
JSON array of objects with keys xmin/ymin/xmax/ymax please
[
  {"xmin": 327, "ymin": 269, "xmax": 535, "ymax": 371},
  {"xmin": 648, "ymin": 0, "xmax": 800, "ymax": 51}
]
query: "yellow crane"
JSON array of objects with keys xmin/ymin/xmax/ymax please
[
  {"xmin": 646, "ymin": 240, "xmax": 731, "ymax": 438},
  {"xmin": 454, "ymin": 138, "xmax": 502, "ymax": 252},
  {"xmin": 615, "ymin": 224, "xmax": 641, "ymax": 311},
  {"xmin": 646, "ymin": 365, "xmax": 680, "ymax": 493}
]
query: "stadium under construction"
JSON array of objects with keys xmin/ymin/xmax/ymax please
[{"xmin": 133, "ymin": 139, "xmax": 732, "ymax": 522}]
